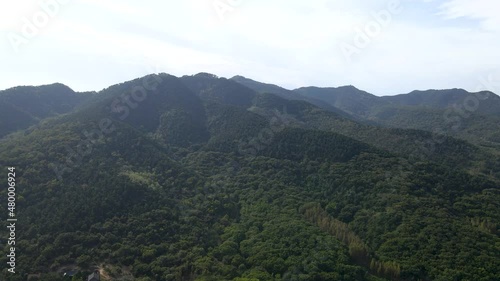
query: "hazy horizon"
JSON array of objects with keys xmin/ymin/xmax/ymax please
[
  {"xmin": 2, "ymin": 0, "xmax": 499, "ymax": 96},
  {"xmin": 1, "ymin": 71, "xmax": 499, "ymax": 98}
]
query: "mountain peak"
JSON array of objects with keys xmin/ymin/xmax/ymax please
[
  {"xmin": 1, "ymin": 82, "xmax": 75, "ymax": 94},
  {"xmin": 231, "ymin": 75, "xmax": 247, "ymax": 80},
  {"xmin": 406, "ymin": 88, "xmax": 468, "ymax": 95},
  {"xmin": 191, "ymin": 72, "xmax": 219, "ymax": 79}
]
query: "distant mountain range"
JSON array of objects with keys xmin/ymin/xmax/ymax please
[
  {"xmin": 3, "ymin": 74, "xmax": 499, "ymax": 145},
  {"xmin": 232, "ymin": 75, "xmax": 500, "ymax": 147},
  {"xmin": 0, "ymin": 83, "xmax": 93, "ymax": 138}
]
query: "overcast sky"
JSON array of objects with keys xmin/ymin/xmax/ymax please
[{"xmin": 1, "ymin": 0, "xmax": 499, "ymax": 96}]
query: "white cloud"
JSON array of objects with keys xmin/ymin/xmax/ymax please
[
  {"xmin": 438, "ymin": 0, "xmax": 500, "ymax": 31},
  {"xmin": 0, "ymin": 0, "xmax": 499, "ymax": 95}
]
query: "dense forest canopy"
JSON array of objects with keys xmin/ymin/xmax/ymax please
[{"xmin": 0, "ymin": 73, "xmax": 499, "ymax": 281}]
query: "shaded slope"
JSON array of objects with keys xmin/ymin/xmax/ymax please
[
  {"xmin": 260, "ymin": 127, "xmax": 382, "ymax": 163},
  {"xmin": 64, "ymin": 73, "xmax": 210, "ymax": 147},
  {"xmin": 382, "ymin": 89, "xmax": 499, "ymax": 115},
  {"xmin": 231, "ymin": 75, "xmax": 356, "ymax": 120},
  {"xmin": 251, "ymin": 93, "xmax": 479, "ymax": 170},
  {"xmin": 0, "ymin": 83, "xmax": 92, "ymax": 138},
  {"xmin": 294, "ymin": 86, "xmax": 385, "ymax": 119},
  {"xmin": 181, "ymin": 73, "xmax": 256, "ymax": 107}
]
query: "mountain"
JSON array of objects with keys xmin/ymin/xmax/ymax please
[
  {"xmin": 182, "ymin": 73, "xmax": 256, "ymax": 107},
  {"xmin": 0, "ymin": 74, "xmax": 499, "ymax": 281},
  {"xmin": 383, "ymin": 89, "xmax": 500, "ymax": 114},
  {"xmin": 294, "ymin": 86, "xmax": 500, "ymax": 118},
  {"xmin": 233, "ymin": 78, "xmax": 500, "ymax": 148},
  {"xmin": 294, "ymin": 86, "xmax": 386, "ymax": 119},
  {"xmin": 231, "ymin": 75, "xmax": 356, "ymax": 120},
  {"xmin": 370, "ymin": 89, "xmax": 500, "ymax": 147},
  {"xmin": 288, "ymin": 85, "xmax": 500, "ymax": 148},
  {"xmin": 230, "ymin": 76, "xmax": 291, "ymax": 97},
  {"xmin": 0, "ymin": 83, "xmax": 92, "ymax": 138}
]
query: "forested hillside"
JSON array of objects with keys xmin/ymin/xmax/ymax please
[
  {"xmin": 0, "ymin": 84, "xmax": 92, "ymax": 138},
  {"xmin": 237, "ymin": 77, "xmax": 500, "ymax": 149},
  {"xmin": 0, "ymin": 73, "xmax": 498, "ymax": 281}
]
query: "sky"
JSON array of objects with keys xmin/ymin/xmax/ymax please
[{"xmin": 1, "ymin": 0, "xmax": 499, "ymax": 96}]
